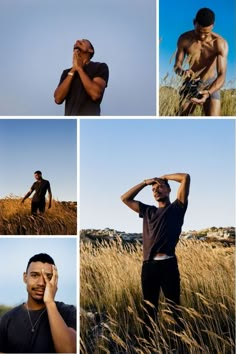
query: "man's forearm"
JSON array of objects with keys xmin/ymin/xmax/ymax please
[
  {"xmin": 22, "ymin": 191, "xmax": 31, "ymax": 202},
  {"xmin": 77, "ymin": 67, "xmax": 103, "ymax": 101},
  {"xmin": 121, "ymin": 181, "xmax": 146, "ymax": 203},
  {"xmin": 54, "ymin": 74, "xmax": 74, "ymax": 104},
  {"xmin": 161, "ymin": 173, "xmax": 190, "ymax": 183},
  {"xmin": 46, "ymin": 302, "xmax": 76, "ymax": 353}
]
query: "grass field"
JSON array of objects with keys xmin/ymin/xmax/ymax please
[
  {"xmin": 80, "ymin": 239, "xmax": 235, "ymax": 353},
  {"xmin": 0, "ymin": 197, "xmax": 77, "ymax": 235},
  {"xmin": 159, "ymin": 75, "xmax": 236, "ymax": 116}
]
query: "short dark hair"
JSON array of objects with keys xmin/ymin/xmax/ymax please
[
  {"xmin": 195, "ymin": 8, "xmax": 215, "ymax": 27},
  {"xmin": 87, "ymin": 40, "xmax": 95, "ymax": 59},
  {"xmin": 160, "ymin": 178, "xmax": 171, "ymax": 189},
  {"xmin": 26, "ymin": 253, "xmax": 55, "ymax": 271},
  {"xmin": 34, "ymin": 170, "xmax": 42, "ymax": 175}
]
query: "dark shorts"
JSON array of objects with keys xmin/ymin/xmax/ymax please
[{"xmin": 31, "ymin": 199, "xmax": 45, "ymax": 214}]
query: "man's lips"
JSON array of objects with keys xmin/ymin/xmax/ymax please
[{"xmin": 32, "ymin": 288, "xmax": 45, "ymax": 294}]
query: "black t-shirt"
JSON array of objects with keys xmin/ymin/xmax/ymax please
[
  {"xmin": 139, "ymin": 199, "xmax": 188, "ymax": 260},
  {"xmin": 31, "ymin": 179, "xmax": 50, "ymax": 202},
  {"xmin": 0, "ymin": 301, "xmax": 76, "ymax": 353},
  {"xmin": 58, "ymin": 61, "xmax": 109, "ymax": 116}
]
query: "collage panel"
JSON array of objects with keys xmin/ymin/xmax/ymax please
[
  {"xmin": 0, "ymin": 119, "xmax": 77, "ymax": 236},
  {"xmin": 0, "ymin": 0, "xmax": 156, "ymax": 117},
  {"xmin": 159, "ymin": 0, "xmax": 236, "ymax": 116},
  {"xmin": 0, "ymin": 237, "xmax": 77, "ymax": 353},
  {"xmin": 80, "ymin": 118, "xmax": 235, "ymax": 353}
]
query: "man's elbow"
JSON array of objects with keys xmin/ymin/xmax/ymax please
[
  {"xmin": 54, "ymin": 96, "xmax": 64, "ymax": 105},
  {"xmin": 184, "ymin": 174, "xmax": 191, "ymax": 184}
]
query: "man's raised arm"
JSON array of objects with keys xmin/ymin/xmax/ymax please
[
  {"xmin": 160, "ymin": 173, "xmax": 190, "ymax": 204},
  {"xmin": 121, "ymin": 178, "xmax": 161, "ymax": 213}
]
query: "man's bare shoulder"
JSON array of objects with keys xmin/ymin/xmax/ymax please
[
  {"xmin": 212, "ymin": 32, "xmax": 228, "ymax": 53},
  {"xmin": 178, "ymin": 30, "xmax": 195, "ymax": 42},
  {"xmin": 177, "ymin": 30, "xmax": 195, "ymax": 47}
]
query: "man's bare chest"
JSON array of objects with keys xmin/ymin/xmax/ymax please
[{"xmin": 186, "ymin": 41, "xmax": 217, "ymax": 64}]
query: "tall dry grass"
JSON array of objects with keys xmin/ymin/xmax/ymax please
[
  {"xmin": 159, "ymin": 74, "xmax": 236, "ymax": 116},
  {"xmin": 0, "ymin": 197, "xmax": 77, "ymax": 235},
  {"xmin": 80, "ymin": 239, "xmax": 235, "ymax": 353}
]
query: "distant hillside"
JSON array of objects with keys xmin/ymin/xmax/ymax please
[{"xmin": 80, "ymin": 227, "xmax": 235, "ymax": 247}]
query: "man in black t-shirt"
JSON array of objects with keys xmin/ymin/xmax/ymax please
[
  {"xmin": 21, "ymin": 170, "xmax": 52, "ymax": 215},
  {"xmin": 54, "ymin": 39, "xmax": 109, "ymax": 116},
  {"xmin": 121, "ymin": 173, "xmax": 190, "ymax": 326},
  {"xmin": 0, "ymin": 253, "xmax": 76, "ymax": 353}
]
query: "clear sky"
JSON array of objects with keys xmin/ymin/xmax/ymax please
[
  {"xmin": 0, "ymin": 119, "xmax": 77, "ymax": 201},
  {"xmin": 0, "ymin": 0, "xmax": 156, "ymax": 116},
  {"xmin": 159, "ymin": 0, "xmax": 236, "ymax": 88},
  {"xmin": 80, "ymin": 119, "xmax": 235, "ymax": 233},
  {"xmin": 0, "ymin": 237, "xmax": 77, "ymax": 306}
]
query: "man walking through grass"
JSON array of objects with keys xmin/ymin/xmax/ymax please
[
  {"xmin": 21, "ymin": 171, "xmax": 52, "ymax": 215},
  {"xmin": 174, "ymin": 8, "xmax": 228, "ymax": 116},
  {"xmin": 121, "ymin": 173, "xmax": 190, "ymax": 328}
]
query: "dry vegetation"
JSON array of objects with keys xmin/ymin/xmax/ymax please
[
  {"xmin": 0, "ymin": 197, "xmax": 77, "ymax": 235},
  {"xmin": 80, "ymin": 239, "xmax": 235, "ymax": 353},
  {"xmin": 159, "ymin": 75, "xmax": 236, "ymax": 116}
]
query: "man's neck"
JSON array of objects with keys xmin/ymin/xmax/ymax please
[
  {"xmin": 26, "ymin": 297, "xmax": 46, "ymax": 311},
  {"xmin": 158, "ymin": 198, "xmax": 171, "ymax": 208}
]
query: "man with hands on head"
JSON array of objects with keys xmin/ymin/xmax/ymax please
[
  {"xmin": 121, "ymin": 173, "xmax": 190, "ymax": 326},
  {"xmin": 0, "ymin": 253, "xmax": 76, "ymax": 353},
  {"xmin": 54, "ymin": 39, "xmax": 109, "ymax": 116}
]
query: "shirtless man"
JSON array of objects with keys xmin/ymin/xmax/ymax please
[{"xmin": 174, "ymin": 8, "xmax": 228, "ymax": 116}]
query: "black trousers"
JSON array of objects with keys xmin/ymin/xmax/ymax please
[
  {"xmin": 141, "ymin": 256, "xmax": 181, "ymax": 326},
  {"xmin": 31, "ymin": 199, "xmax": 45, "ymax": 214}
]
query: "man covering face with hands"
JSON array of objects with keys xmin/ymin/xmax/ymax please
[{"xmin": 0, "ymin": 253, "xmax": 76, "ymax": 353}]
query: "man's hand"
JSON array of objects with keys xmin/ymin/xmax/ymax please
[
  {"xmin": 191, "ymin": 90, "xmax": 210, "ymax": 104},
  {"xmin": 144, "ymin": 177, "xmax": 166, "ymax": 186},
  {"xmin": 72, "ymin": 50, "xmax": 84, "ymax": 72},
  {"xmin": 42, "ymin": 265, "xmax": 58, "ymax": 304}
]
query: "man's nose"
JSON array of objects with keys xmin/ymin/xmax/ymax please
[{"xmin": 37, "ymin": 274, "xmax": 46, "ymax": 285}]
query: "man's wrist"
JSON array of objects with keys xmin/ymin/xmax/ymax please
[{"xmin": 143, "ymin": 180, "xmax": 147, "ymax": 186}]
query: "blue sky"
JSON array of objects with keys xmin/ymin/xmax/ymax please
[
  {"xmin": 0, "ymin": 238, "xmax": 77, "ymax": 306},
  {"xmin": 0, "ymin": 0, "xmax": 156, "ymax": 116},
  {"xmin": 160, "ymin": 0, "xmax": 236, "ymax": 88},
  {"xmin": 0, "ymin": 119, "xmax": 77, "ymax": 201},
  {"xmin": 80, "ymin": 119, "xmax": 235, "ymax": 233}
]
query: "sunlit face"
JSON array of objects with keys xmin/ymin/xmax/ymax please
[
  {"xmin": 34, "ymin": 173, "xmax": 42, "ymax": 181},
  {"xmin": 194, "ymin": 23, "xmax": 213, "ymax": 41},
  {"xmin": 152, "ymin": 183, "xmax": 170, "ymax": 202},
  {"xmin": 23, "ymin": 262, "xmax": 53, "ymax": 303},
  {"xmin": 73, "ymin": 39, "xmax": 93, "ymax": 55}
]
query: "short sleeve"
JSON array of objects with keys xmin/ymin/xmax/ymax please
[
  {"xmin": 94, "ymin": 63, "xmax": 109, "ymax": 86},
  {"xmin": 139, "ymin": 202, "xmax": 149, "ymax": 219},
  {"xmin": 58, "ymin": 69, "xmax": 70, "ymax": 87},
  {"xmin": 57, "ymin": 303, "xmax": 76, "ymax": 330}
]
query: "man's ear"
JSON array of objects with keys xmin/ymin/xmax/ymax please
[
  {"xmin": 23, "ymin": 272, "xmax": 27, "ymax": 284},
  {"xmin": 88, "ymin": 48, "xmax": 94, "ymax": 56}
]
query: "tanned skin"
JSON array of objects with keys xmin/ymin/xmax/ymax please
[{"xmin": 174, "ymin": 21, "xmax": 228, "ymax": 116}]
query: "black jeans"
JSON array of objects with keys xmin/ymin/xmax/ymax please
[
  {"xmin": 31, "ymin": 199, "xmax": 45, "ymax": 214},
  {"xmin": 141, "ymin": 256, "xmax": 181, "ymax": 327}
]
